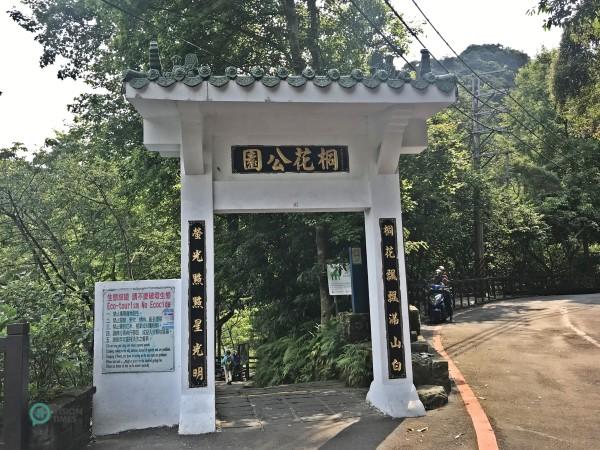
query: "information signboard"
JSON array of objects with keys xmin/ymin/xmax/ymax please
[
  {"xmin": 327, "ymin": 263, "xmax": 352, "ymax": 296},
  {"xmin": 102, "ymin": 287, "xmax": 175, "ymax": 373}
]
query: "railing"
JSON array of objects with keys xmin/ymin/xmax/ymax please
[
  {"xmin": 0, "ymin": 323, "xmax": 29, "ymax": 450},
  {"xmin": 408, "ymin": 275, "xmax": 600, "ymax": 318}
]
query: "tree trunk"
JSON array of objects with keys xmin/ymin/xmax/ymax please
[
  {"xmin": 217, "ymin": 322, "xmax": 222, "ymax": 359},
  {"xmin": 316, "ymin": 224, "xmax": 333, "ymax": 324},
  {"xmin": 583, "ymin": 237, "xmax": 590, "ymax": 272},
  {"xmin": 306, "ymin": 0, "xmax": 322, "ymax": 72},
  {"xmin": 280, "ymin": 0, "xmax": 305, "ymax": 73},
  {"xmin": 217, "ymin": 309, "xmax": 235, "ymax": 356}
]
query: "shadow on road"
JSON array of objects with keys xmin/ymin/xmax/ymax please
[
  {"xmin": 429, "ymin": 295, "xmax": 599, "ymax": 358},
  {"xmin": 319, "ymin": 416, "xmax": 402, "ymax": 450}
]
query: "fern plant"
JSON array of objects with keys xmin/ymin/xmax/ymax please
[{"xmin": 254, "ymin": 319, "xmax": 373, "ymax": 387}]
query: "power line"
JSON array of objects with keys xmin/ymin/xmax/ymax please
[
  {"xmin": 347, "ymin": 0, "xmax": 569, "ymax": 171},
  {"xmin": 408, "ymin": 0, "xmax": 567, "ymax": 139},
  {"xmin": 451, "ymin": 104, "xmax": 563, "ymax": 169},
  {"xmin": 378, "ymin": 0, "xmax": 584, "ymax": 171}
]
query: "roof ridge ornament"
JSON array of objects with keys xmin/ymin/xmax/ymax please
[
  {"xmin": 149, "ymin": 40, "xmax": 162, "ymax": 72},
  {"xmin": 302, "ymin": 66, "xmax": 316, "ymax": 80},
  {"xmin": 418, "ymin": 49, "xmax": 431, "ymax": 79},
  {"xmin": 122, "ymin": 41, "xmax": 457, "ymax": 93}
]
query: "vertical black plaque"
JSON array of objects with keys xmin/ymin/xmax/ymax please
[
  {"xmin": 188, "ymin": 221, "xmax": 207, "ymax": 387},
  {"xmin": 379, "ymin": 218, "xmax": 406, "ymax": 379}
]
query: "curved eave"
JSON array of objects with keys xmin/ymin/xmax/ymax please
[{"xmin": 124, "ymin": 78, "xmax": 457, "ymax": 107}]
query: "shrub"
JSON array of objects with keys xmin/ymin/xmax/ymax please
[
  {"xmin": 335, "ymin": 342, "xmax": 373, "ymax": 387},
  {"xmin": 254, "ymin": 319, "xmax": 373, "ymax": 387}
]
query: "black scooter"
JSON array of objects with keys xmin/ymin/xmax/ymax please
[{"xmin": 428, "ymin": 284, "xmax": 453, "ymax": 323}]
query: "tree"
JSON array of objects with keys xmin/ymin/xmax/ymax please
[
  {"xmin": 533, "ymin": 0, "xmax": 600, "ymax": 138},
  {"xmin": 4, "ymin": 0, "xmax": 417, "ymax": 391}
]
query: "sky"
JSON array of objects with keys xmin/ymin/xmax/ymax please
[{"xmin": 0, "ymin": 0, "xmax": 561, "ymax": 150}]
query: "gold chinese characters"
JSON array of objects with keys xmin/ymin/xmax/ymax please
[
  {"xmin": 243, "ymin": 149, "xmax": 262, "ymax": 171},
  {"xmin": 192, "ymin": 319, "xmax": 203, "ymax": 332},
  {"xmin": 318, "ymin": 148, "xmax": 339, "ymax": 170},
  {"xmin": 267, "ymin": 147, "xmax": 292, "ymax": 171},
  {"xmin": 192, "ymin": 249, "xmax": 204, "ymax": 262},
  {"xmin": 192, "ymin": 273, "xmax": 203, "ymax": 286},
  {"xmin": 189, "ymin": 221, "xmax": 206, "ymax": 388},
  {"xmin": 234, "ymin": 146, "xmax": 347, "ymax": 173},
  {"xmin": 192, "ymin": 296, "xmax": 203, "ymax": 309},
  {"xmin": 192, "ymin": 366, "xmax": 204, "ymax": 380},
  {"xmin": 390, "ymin": 336, "xmax": 402, "ymax": 348},
  {"xmin": 191, "ymin": 226, "xmax": 203, "ymax": 240},
  {"xmin": 380, "ymin": 219, "xmax": 404, "ymax": 378},
  {"xmin": 294, "ymin": 147, "xmax": 315, "ymax": 171},
  {"xmin": 384, "ymin": 246, "xmax": 396, "ymax": 259},
  {"xmin": 387, "ymin": 290, "xmax": 399, "ymax": 303},
  {"xmin": 192, "ymin": 343, "xmax": 204, "ymax": 357}
]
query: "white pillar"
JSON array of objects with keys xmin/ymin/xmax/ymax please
[
  {"xmin": 364, "ymin": 167, "xmax": 425, "ymax": 417},
  {"xmin": 178, "ymin": 150, "xmax": 216, "ymax": 434}
]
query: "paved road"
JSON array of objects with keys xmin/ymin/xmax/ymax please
[
  {"xmin": 430, "ymin": 293, "xmax": 600, "ymax": 450},
  {"xmin": 92, "ymin": 381, "xmax": 477, "ymax": 449}
]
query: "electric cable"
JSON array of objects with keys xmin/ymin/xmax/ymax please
[
  {"xmin": 377, "ymin": 0, "xmax": 584, "ymax": 171},
  {"xmin": 348, "ymin": 0, "xmax": 571, "ymax": 171},
  {"xmin": 409, "ymin": 0, "xmax": 567, "ymax": 138}
]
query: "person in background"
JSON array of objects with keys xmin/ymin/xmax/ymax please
[
  {"xmin": 431, "ymin": 265, "xmax": 449, "ymax": 286},
  {"xmin": 232, "ymin": 350, "xmax": 241, "ymax": 381},
  {"xmin": 222, "ymin": 350, "xmax": 234, "ymax": 385},
  {"xmin": 431, "ymin": 265, "xmax": 452, "ymax": 321}
]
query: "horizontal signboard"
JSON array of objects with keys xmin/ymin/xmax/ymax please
[{"xmin": 232, "ymin": 145, "xmax": 349, "ymax": 174}]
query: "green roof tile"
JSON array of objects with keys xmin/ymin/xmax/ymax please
[{"xmin": 123, "ymin": 42, "xmax": 457, "ymax": 94}]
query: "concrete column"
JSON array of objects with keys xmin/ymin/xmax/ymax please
[
  {"xmin": 178, "ymin": 149, "xmax": 216, "ymax": 434},
  {"xmin": 364, "ymin": 167, "xmax": 425, "ymax": 417}
]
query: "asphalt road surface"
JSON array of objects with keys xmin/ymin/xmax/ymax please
[{"xmin": 432, "ymin": 293, "xmax": 600, "ymax": 450}]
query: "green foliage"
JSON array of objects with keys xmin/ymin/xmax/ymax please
[
  {"xmin": 336, "ymin": 342, "xmax": 373, "ymax": 387},
  {"xmin": 4, "ymin": 0, "xmax": 401, "ymax": 398},
  {"xmin": 214, "ymin": 212, "xmax": 363, "ymax": 344},
  {"xmin": 254, "ymin": 336, "xmax": 311, "ymax": 387},
  {"xmin": 254, "ymin": 320, "xmax": 372, "ymax": 388},
  {"xmin": 533, "ymin": 0, "xmax": 600, "ymax": 137},
  {"xmin": 1, "ymin": 279, "xmax": 91, "ymax": 401},
  {"xmin": 401, "ymin": 42, "xmax": 600, "ymax": 282},
  {"xmin": 503, "ymin": 49, "xmax": 600, "ymax": 276},
  {"xmin": 221, "ymin": 308, "xmax": 256, "ymax": 351},
  {"xmin": 4, "ymin": 0, "xmax": 600, "ymax": 399}
]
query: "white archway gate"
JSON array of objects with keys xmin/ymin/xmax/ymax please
[{"xmin": 93, "ymin": 44, "xmax": 456, "ymax": 435}]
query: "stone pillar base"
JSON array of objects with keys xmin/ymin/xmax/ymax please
[
  {"xmin": 366, "ymin": 380, "xmax": 425, "ymax": 418},
  {"xmin": 178, "ymin": 392, "xmax": 215, "ymax": 434}
]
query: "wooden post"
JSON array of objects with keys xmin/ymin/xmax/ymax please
[{"xmin": 5, "ymin": 323, "xmax": 29, "ymax": 450}]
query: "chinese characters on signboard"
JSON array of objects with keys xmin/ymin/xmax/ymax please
[
  {"xmin": 231, "ymin": 145, "xmax": 349, "ymax": 174},
  {"xmin": 102, "ymin": 287, "xmax": 175, "ymax": 373},
  {"xmin": 379, "ymin": 218, "xmax": 406, "ymax": 379},
  {"xmin": 189, "ymin": 221, "xmax": 207, "ymax": 387}
]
